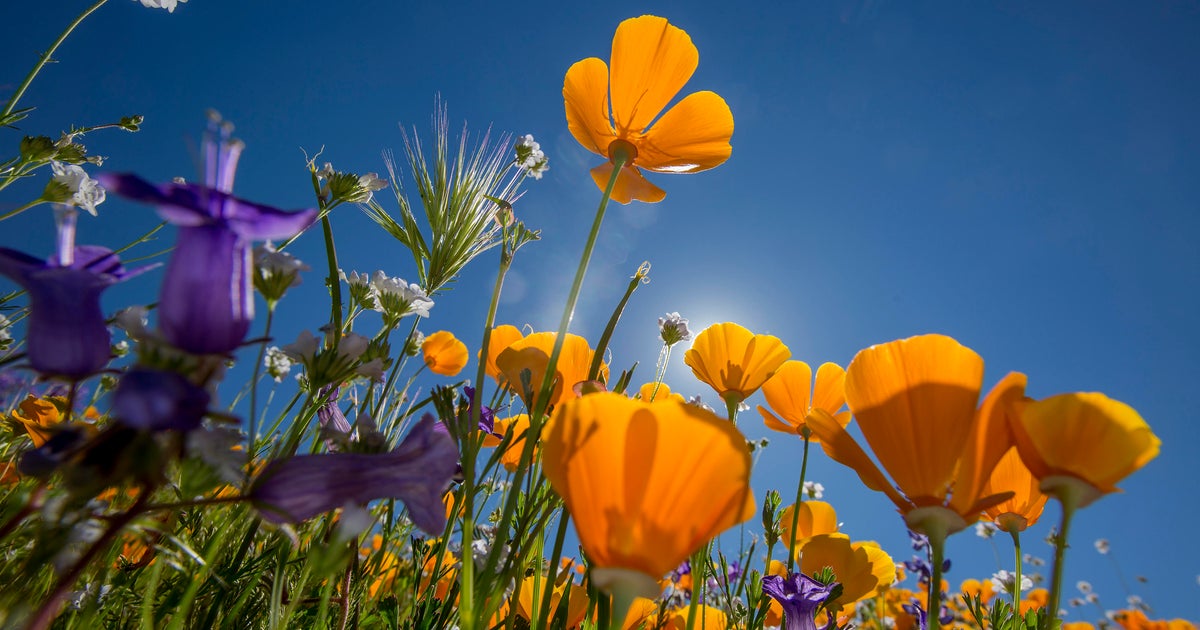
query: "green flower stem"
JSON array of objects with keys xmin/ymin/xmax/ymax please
[
  {"xmin": 0, "ymin": 198, "xmax": 46, "ymax": 222},
  {"xmin": 531, "ymin": 151, "xmax": 628, "ymax": 419},
  {"xmin": 587, "ymin": 261, "xmax": 649, "ymax": 380},
  {"xmin": 459, "ymin": 248, "xmax": 512, "ymax": 630},
  {"xmin": 927, "ymin": 530, "xmax": 948, "ymax": 630},
  {"xmin": 246, "ymin": 308, "xmax": 275, "ymax": 485},
  {"xmin": 607, "ymin": 580, "xmax": 639, "ymax": 630},
  {"xmin": 535, "ymin": 512, "xmax": 571, "ymax": 629},
  {"xmin": 786, "ymin": 432, "xmax": 812, "ymax": 574},
  {"xmin": 320, "ymin": 213, "xmax": 343, "ymax": 349},
  {"xmin": 1046, "ymin": 497, "xmax": 1080, "ymax": 630},
  {"xmin": 686, "ymin": 545, "xmax": 707, "ymax": 630},
  {"xmin": 0, "ymin": 0, "xmax": 108, "ymax": 121},
  {"xmin": 1010, "ymin": 529, "xmax": 1023, "ymax": 604}
]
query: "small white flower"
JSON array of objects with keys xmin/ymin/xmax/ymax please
[
  {"xmin": 264, "ymin": 346, "xmax": 295, "ymax": 382},
  {"xmin": 976, "ymin": 522, "xmax": 999, "ymax": 538},
  {"xmin": 114, "ymin": 305, "xmax": 150, "ymax": 339},
  {"xmin": 334, "ymin": 503, "xmax": 376, "ymax": 543},
  {"xmin": 282, "ymin": 330, "xmax": 321, "ymax": 362},
  {"xmin": 515, "ymin": 134, "xmax": 549, "ymax": 179},
  {"xmin": 1086, "ymin": 593, "xmax": 1100, "ymax": 604},
  {"xmin": 657, "ymin": 312, "xmax": 692, "ymax": 346},
  {"xmin": 1077, "ymin": 581, "xmax": 1093, "ymax": 594},
  {"xmin": 187, "ymin": 425, "xmax": 247, "ymax": 484},
  {"xmin": 803, "ymin": 481, "xmax": 825, "ymax": 500},
  {"xmin": 1094, "ymin": 538, "xmax": 1110, "ymax": 554},
  {"xmin": 991, "ymin": 570, "xmax": 1033, "ymax": 593},
  {"xmin": 50, "ymin": 161, "xmax": 105, "ymax": 215},
  {"xmin": 0, "ymin": 314, "xmax": 12, "ymax": 349},
  {"xmin": 686, "ymin": 395, "xmax": 714, "ymax": 413},
  {"xmin": 370, "ymin": 271, "xmax": 434, "ymax": 320},
  {"xmin": 135, "ymin": 0, "xmax": 188, "ymax": 12},
  {"xmin": 254, "ymin": 242, "xmax": 309, "ymax": 288},
  {"xmin": 358, "ymin": 172, "xmax": 388, "ymax": 193}
]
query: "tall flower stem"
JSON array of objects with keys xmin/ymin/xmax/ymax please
[
  {"xmin": 535, "ymin": 511, "xmax": 571, "ymax": 629},
  {"xmin": 786, "ymin": 433, "xmax": 812, "ymax": 573},
  {"xmin": 1045, "ymin": 493, "xmax": 1081, "ymax": 630},
  {"xmin": 246, "ymin": 308, "xmax": 275, "ymax": 480},
  {"xmin": 531, "ymin": 151, "xmax": 628, "ymax": 417},
  {"xmin": 587, "ymin": 261, "xmax": 649, "ymax": 380},
  {"xmin": 1009, "ymin": 530, "xmax": 1024, "ymax": 604},
  {"xmin": 319, "ymin": 214, "xmax": 343, "ymax": 348},
  {"xmin": 1, "ymin": 0, "xmax": 108, "ymax": 121},
  {"xmin": 927, "ymin": 531, "xmax": 948, "ymax": 630}
]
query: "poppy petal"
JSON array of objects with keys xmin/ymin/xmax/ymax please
[
  {"xmin": 949, "ymin": 372, "xmax": 1025, "ymax": 516},
  {"xmin": 564, "ymin": 57, "xmax": 616, "ymax": 157},
  {"xmin": 638, "ymin": 91, "xmax": 734, "ymax": 173},
  {"xmin": 609, "ymin": 15, "xmax": 698, "ymax": 135},
  {"xmin": 590, "ymin": 163, "xmax": 666, "ymax": 205},
  {"xmin": 806, "ymin": 408, "xmax": 911, "ymax": 512}
]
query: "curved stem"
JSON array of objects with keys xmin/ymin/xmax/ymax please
[
  {"xmin": 587, "ymin": 262, "xmax": 648, "ymax": 381},
  {"xmin": 2, "ymin": 0, "xmax": 109, "ymax": 120},
  {"xmin": 786, "ymin": 434, "xmax": 812, "ymax": 574}
]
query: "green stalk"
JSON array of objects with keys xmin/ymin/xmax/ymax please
[
  {"xmin": 246, "ymin": 308, "xmax": 275, "ymax": 485},
  {"xmin": 1045, "ymin": 497, "xmax": 1080, "ymax": 630},
  {"xmin": 535, "ymin": 512, "xmax": 571, "ymax": 629},
  {"xmin": 320, "ymin": 214, "xmax": 343, "ymax": 348},
  {"xmin": 587, "ymin": 261, "xmax": 648, "ymax": 380},
  {"xmin": 1, "ymin": 0, "xmax": 109, "ymax": 120},
  {"xmin": 928, "ymin": 532, "xmax": 947, "ymax": 630},
  {"xmin": 1010, "ymin": 530, "xmax": 1023, "ymax": 604},
  {"xmin": 786, "ymin": 433, "xmax": 812, "ymax": 574}
]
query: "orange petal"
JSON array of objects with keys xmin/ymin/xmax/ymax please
[
  {"xmin": 609, "ymin": 16, "xmax": 698, "ymax": 136},
  {"xmin": 845, "ymin": 334, "xmax": 983, "ymax": 504},
  {"xmin": 541, "ymin": 393, "xmax": 753, "ymax": 579},
  {"xmin": 760, "ymin": 360, "xmax": 814, "ymax": 428},
  {"xmin": 590, "ymin": 162, "xmax": 666, "ymax": 204},
  {"xmin": 982, "ymin": 447, "xmax": 1048, "ymax": 530},
  {"xmin": 564, "ymin": 57, "xmax": 615, "ymax": 157},
  {"xmin": 422, "ymin": 330, "xmax": 469, "ymax": 377},
  {"xmin": 811, "ymin": 362, "xmax": 848, "ymax": 417},
  {"xmin": 779, "ymin": 500, "xmax": 839, "ymax": 550},
  {"xmin": 638, "ymin": 91, "xmax": 734, "ymax": 173},
  {"xmin": 683, "ymin": 322, "xmax": 790, "ymax": 401},
  {"xmin": 482, "ymin": 324, "xmax": 525, "ymax": 383},
  {"xmin": 949, "ymin": 372, "xmax": 1026, "ymax": 516},
  {"xmin": 806, "ymin": 408, "xmax": 911, "ymax": 512},
  {"xmin": 758, "ymin": 405, "xmax": 798, "ymax": 435}
]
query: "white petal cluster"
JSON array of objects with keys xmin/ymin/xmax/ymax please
[
  {"xmin": 370, "ymin": 271, "xmax": 434, "ymax": 320},
  {"xmin": 135, "ymin": 0, "xmax": 188, "ymax": 12},
  {"xmin": 51, "ymin": 161, "xmax": 105, "ymax": 215},
  {"xmin": 657, "ymin": 312, "xmax": 692, "ymax": 346},
  {"xmin": 515, "ymin": 134, "xmax": 549, "ymax": 180}
]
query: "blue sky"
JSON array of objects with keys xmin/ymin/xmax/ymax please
[{"xmin": 2, "ymin": 0, "xmax": 1198, "ymax": 621}]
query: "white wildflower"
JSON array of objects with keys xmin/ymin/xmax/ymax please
[
  {"xmin": 264, "ymin": 346, "xmax": 294, "ymax": 382},
  {"xmin": 803, "ymin": 481, "xmax": 825, "ymax": 500},
  {"xmin": 657, "ymin": 312, "xmax": 692, "ymax": 346},
  {"xmin": 135, "ymin": 0, "xmax": 187, "ymax": 12},
  {"xmin": 1094, "ymin": 538, "xmax": 1110, "ymax": 554},
  {"xmin": 0, "ymin": 314, "xmax": 12, "ymax": 350},
  {"xmin": 1077, "ymin": 581, "xmax": 1092, "ymax": 594},
  {"xmin": 976, "ymin": 522, "xmax": 999, "ymax": 538},
  {"xmin": 686, "ymin": 395, "xmax": 714, "ymax": 413},
  {"xmin": 50, "ymin": 161, "xmax": 105, "ymax": 215},
  {"xmin": 991, "ymin": 570, "xmax": 1033, "ymax": 593},
  {"xmin": 114, "ymin": 305, "xmax": 150, "ymax": 339},
  {"xmin": 515, "ymin": 134, "xmax": 549, "ymax": 179},
  {"xmin": 1086, "ymin": 593, "xmax": 1100, "ymax": 604},
  {"xmin": 370, "ymin": 271, "xmax": 433, "ymax": 321}
]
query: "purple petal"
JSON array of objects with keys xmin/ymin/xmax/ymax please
[
  {"xmin": 251, "ymin": 415, "xmax": 459, "ymax": 535},
  {"xmin": 96, "ymin": 173, "xmax": 213, "ymax": 226},
  {"xmin": 158, "ymin": 226, "xmax": 253, "ymax": 355},
  {"xmin": 112, "ymin": 368, "xmax": 210, "ymax": 431},
  {"xmin": 217, "ymin": 194, "xmax": 316, "ymax": 240}
]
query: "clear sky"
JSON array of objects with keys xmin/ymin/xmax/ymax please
[{"xmin": 2, "ymin": 0, "xmax": 1197, "ymax": 622}]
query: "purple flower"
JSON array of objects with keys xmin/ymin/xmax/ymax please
[
  {"xmin": 99, "ymin": 120, "xmax": 316, "ymax": 355},
  {"xmin": 0, "ymin": 245, "xmax": 142, "ymax": 379},
  {"xmin": 111, "ymin": 367, "xmax": 210, "ymax": 431},
  {"xmin": 463, "ymin": 385, "xmax": 495, "ymax": 434},
  {"xmin": 761, "ymin": 571, "xmax": 837, "ymax": 630},
  {"xmin": 251, "ymin": 414, "xmax": 458, "ymax": 535}
]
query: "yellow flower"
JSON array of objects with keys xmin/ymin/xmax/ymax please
[
  {"xmin": 958, "ymin": 578, "xmax": 996, "ymax": 606},
  {"xmin": 778, "ymin": 499, "xmax": 838, "ymax": 550},
  {"xmin": 662, "ymin": 605, "xmax": 728, "ymax": 629},
  {"xmin": 636, "ymin": 381, "xmax": 685, "ymax": 403},
  {"xmin": 564, "ymin": 15, "xmax": 734, "ymax": 204},
  {"xmin": 621, "ymin": 597, "xmax": 660, "ymax": 630},
  {"xmin": 758, "ymin": 360, "xmax": 850, "ymax": 441},
  {"xmin": 515, "ymin": 576, "xmax": 591, "ymax": 628},
  {"xmin": 798, "ymin": 534, "xmax": 896, "ymax": 610},
  {"xmin": 683, "ymin": 322, "xmax": 791, "ymax": 406},
  {"xmin": 1011, "ymin": 391, "xmax": 1159, "ymax": 508},
  {"xmin": 422, "ymin": 330, "xmax": 469, "ymax": 377},
  {"xmin": 496, "ymin": 332, "xmax": 605, "ymax": 411},
  {"xmin": 541, "ymin": 392, "xmax": 754, "ymax": 597},
  {"xmin": 806, "ymin": 335, "xmax": 1020, "ymax": 535},
  {"xmin": 480, "ymin": 324, "xmax": 524, "ymax": 384},
  {"xmin": 983, "ymin": 446, "xmax": 1048, "ymax": 532},
  {"xmin": 483, "ymin": 414, "xmax": 533, "ymax": 472},
  {"xmin": 6, "ymin": 395, "xmax": 65, "ymax": 447}
]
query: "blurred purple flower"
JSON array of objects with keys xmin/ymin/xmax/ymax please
[
  {"xmin": 463, "ymin": 385, "xmax": 495, "ymax": 433},
  {"xmin": 98, "ymin": 120, "xmax": 316, "ymax": 355},
  {"xmin": 0, "ymin": 245, "xmax": 143, "ymax": 379},
  {"xmin": 112, "ymin": 367, "xmax": 210, "ymax": 432},
  {"xmin": 761, "ymin": 571, "xmax": 837, "ymax": 630},
  {"xmin": 251, "ymin": 414, "xmax": 458, "ymax": 535}
]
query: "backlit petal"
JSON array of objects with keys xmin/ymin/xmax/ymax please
[
  {"xmin": 482, "ymin": 324, "xmax": 525, "ymax": 383},
  {"xmin": 564, "ymin": 57, "xmax": 616, "ymax": 156},
  {"xmin": 609, "ymin": 16, "xmax": 698, "ymax": 135},
  {"xmin": 760, "ymin": 360, "xmax": 814, "ymax": 427},
  {"xmin": 812, "ymin": 362, "xmax": 848, "ymax": 416},
  {"xmin": 949, "ymin": 372, "xmax": 1025, "ymax": 516},
  {"xmin": 683, "ymin": 322, "xmax": 790, "ymax": 401},
  {"xmin": 590, "ymin": 163, "xmax": 666, "ymax": 204},
  {"xmin": 806, "ymin": 408, "xmax": 911, "ymax": 512},
  {"xmin": 845, "ymin": 334, "xmax": 983, "ymax": 504},
  {"xmin": 637, "ymin": 91, "xmax": 734, "ymax": 173}
]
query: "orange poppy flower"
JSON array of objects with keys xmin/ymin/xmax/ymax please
[
  {"xmin": 483, "ymin": 414, "xmax": 533, "ymax": 472},
  {"xmin": 6, "ymin": 395, "xmax": 65, "ymax": 447},
  {"xmin": 496, "ymin": 332, "xmax": 605, "ymax": 411},
  {"xmin": 1112, "ymin": 609, "xmax": 1197, "ymax": 630},
  {"xmin": 1010, "ymin": 391, "xmax": 1159, "ymax": 508},
  {"xmin": 662, "ymin": 605, "xmax": 728, "ymax": 630},
  {"xmin": 621, "ymin": 597, "xmax": 660, "ymax": 630},
  {"xmin": 541, "ymin": 392, "xmax": 754, "ymax": 598},
  {"xmin": 797, "ymin": 534, "xmax": 896, "ymax": 610},
  {"xmin": 636, "ymin": 381, "xmax": 685, "ymax": 403},
  {"xmin": 983, "ymin": 446, "xmax": 1048, "ymax": 532},
  {"xmin": 480, "ymin": 324, "xmax": 524, "ymax": 383},
  {"xmin": 805, "ymin": 335, "xmax": 1019, "ymax": 535},
  {"xmin": 564, "ymin": 15, "xmax": 734, "ymax": 204},
  {"xmin": 758, "ymin": 360, "xmax": 850, "ymax": 441},
  {"xmin": 515, "ymin": 575, "xmax": 591, "ymax": 628},
  {"xmin": 683, "ymin": 322, "xmax": 791, "ymax": 406},
  {"xmin": 959, "ymin": 578, "xmax": 996, "ymax": 606},
  {"xmin": 778, "ymin": 499, "xmax": 839, "ymax": 551},
  {"xmin": 422, "ymin": 330, "xmax": 469, "ymax": 377}
]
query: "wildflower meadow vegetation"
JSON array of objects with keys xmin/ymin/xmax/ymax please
[{"xmin": 0, "ymin": 3, "xmax": 1196, "ymax": 630}]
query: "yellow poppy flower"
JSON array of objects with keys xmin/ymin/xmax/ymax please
[
  {"xmin": 515, "ymin": 575, "xmax": 590, "ymax": 628},
  {"xmin": 778, "ymin": 500, "xmax": 839, "ymax": 550},
  {"xmin": 621, "ymin": 597, "xmax": 660, "ymax": 630},
  {"xmin": 798, "ymin": 534, "xmax": 896, "ymax": 610},
  {"xmin": 683, "ymin": 322, "xmax": 791, "ymax": 406},
  {"xmin": 541, "ymin": 392, "xmax": 754, "ymax": 598},
  {"xmin": 483, "ymin": 414, "xmax": 533, "ymax": 472},
  {"xmin": 6, "ymin": 395, "xmax": 65, "ymax": 447},
  {"xmin": 758, "ymin": 360, "xmax": 850, "ymax": 441},
  {"xmin": 959, "ymin": 578, "xmax": 996, "ymax": 605},
  {"xmin": 480, "ymin": 324, "xmax": 524, "ymax": 384},
  {"xmin": 806, "ymin": 336, "xmax": 1021, "ymax": 535},
  {"xmin": 496, "ymin": 332, "xmax": 605, "ymax": 411},
  {"xmin": 1112, "ymin": 609, "xmax": 1196, "ymax": 630},
  {"xmin": 421, "ymin": 330, "xmax": 469, "ymax": 377},
  {"xmin": 564, "ymin": 15, "xmax": 734, "ymax": 204},
  {"xmin": 983, "ymin": 446, "xmax": 1048, "ymax": 532},
  {"xmin": 636, "ymin": 381, "xmax": 685, "ymax": 403},
  {"xmin": 1010, "ymin": 391, "xmax": 1159, "ymax": 507},
  {"xmin": 662, "ymin": 605, "xmax": 728, "ymax": 629}
]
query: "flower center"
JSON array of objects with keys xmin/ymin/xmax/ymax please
[{"xmin": 607, "ymin": 139, "xmax": 638, "ymax": 166}]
